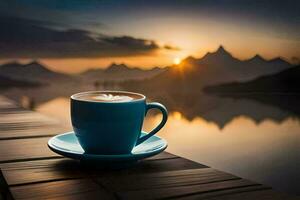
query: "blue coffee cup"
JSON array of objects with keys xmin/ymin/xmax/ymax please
[{"xmin": 71, "ymin": 91, "xmax": 168, "ymax": 155}]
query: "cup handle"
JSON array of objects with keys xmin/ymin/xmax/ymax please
[{"xmin": 136, "ymin": 102, "xmax": 168, "ymax": 146}]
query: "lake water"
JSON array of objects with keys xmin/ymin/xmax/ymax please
[{"xmin": 2, "ymin": 84, "xmax": 300, "ymax": 195}]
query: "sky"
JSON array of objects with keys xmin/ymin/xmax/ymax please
[{"xmin": 0, "ymin": 0, "xmax": 299, "ymax": 73}]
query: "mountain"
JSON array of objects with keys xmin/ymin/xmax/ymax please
[
  {"xmin": 105, "ymin": 63, "xmax": 131, "ymax": 73},
  {"xmin": 80, "ymin": 63, "xmax": 166, "ymax": 82},
  {"xmin": 0, "ymin": 61, "xmax": 71, "ymax": 83},
  {"xmin": 204, "ymin": 65, "xmax": 300, "ymax": 93},
  {"xmin": 190, "ymin": 45, "xmax": 292, "ymax": 82},
  {"xmin": 246, "ymin": 54, "xmax": 267, "ymax": 64},
  {"xmin": 124, "ymin": 45, "xmax": 293, "ymax": 93},
  {"xmin": 0, "ymin": 60, "xmax": 165, "ymax": 86},
  {"xmin": 200, "ymin": 45, "xmax": 237, "ymax": 64},
  {"xmin": 203, "ymin": 65, "xmax": 300, "ymax": 117},
  {"xmin": 80, "ymin": 68, "xmax": 104, "ymax": 79},
  {"xmin": 0, "ymin": 74, "xmax": 40, "ymax": 88}
]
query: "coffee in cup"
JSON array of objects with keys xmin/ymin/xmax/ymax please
[{"xmin": 75, "ymin": 92, "xmax": 141, "ymax": 102}]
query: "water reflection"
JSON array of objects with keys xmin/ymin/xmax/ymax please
[
  {"xmin": 1, "ymin": 85, "xmax": 300, "ymax": 195},
  {"xmin": 148, "ymin": 113, "xmax": 300, "ymax": 194},
  {"xmin": 3, "ymin": 84, "xmax": 299, "ymax": 127},
  {"xmin": 159, "ymin": 93, "xmax": 295, "ymax": 127},
  {"xmin": 36, "ymin": 97, "xmax": 71, "ymax": 125}
]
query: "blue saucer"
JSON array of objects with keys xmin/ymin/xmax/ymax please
[{"xmin": 48, "ymin": 131, "xmax": 167, "ymax": 162}]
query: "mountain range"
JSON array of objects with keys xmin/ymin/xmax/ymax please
[
  {"xmin": 0, "ymin": 61, "xmax": 70, "ymax": 83},
  {"xmin": 203, "ymin": 65, "xmax": 300, "ymax": 118},
  {"xmin": 0, "ymin": 46, "xmax": 293, "ymax": 90},
  {"xmin": 80, "ymin": 63, "xmax": 166, "ymax": 82},
  {"xmin": 0, "ymin": 61, "xmax": 166, "ymax": 86},
  {"xmin": 204, "ymin": 65, "xmax": 300, "ymax": 93},
  {"xmin": 186, "ymin": 46, "xmax": 292, "ymax": 82},
  {"xmin": 124, "ymin": 46, "xmax": 293, "ymax": 93}
]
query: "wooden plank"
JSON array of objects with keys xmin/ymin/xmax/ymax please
[
  {"xmin": 0, "ymin": 107, "xmax": 24, "ymax": 113},
  {"xmin": 0, "ymin": 125, "xmax": 68, "ymax": 140},
  {"xmin": 0, "ymin": 137, "xmax": 59, "ymax": 163},
  {"xmin": 10, "ymin": 179, "xmax": 114, "ymax": 200},
  {"xmin": 0, "ymin": 95, "xmax": 68, "ymax": 139},
  {"xmin": 0, "ymin": 130, "xmax": 179, "ymax": 161},
  {"xmin": 182, "ymin": 188, "xmax": 299, "ymax": 200},
  {"xmin": 0, "ymin": 96, "xmax": 18, "ymax": 109},
  {"xmin": 118, "ymin": 179, "xmax": 260, "ymax": 199},
  {"xmin": 123, "ymin": 156, "xmax": 204, "ymax": 173},
  {"xmin": 173, "ymin": 185, "xmax": 271, "ymax": 200},
  {"xmin": 97, "ymin": 168, "xmax": 240, "ymax": 192},
  {"xmin": 0, "ymin": 158, "xmax": 82, "ymax": 186},
  {"xmin": 146, "ymin": 151, "xmax": 177, "ymax": 160},
  {"xmin": 0, "ymin": 154, "xmax": 201, "ymax": 186},
  {"xmin": 0, "ymin": 122, "xmax": 56, "ymax": 129},
  {"xmin": 3, "ymin": 160, "xmax": 253, "ymax": 200},
  {"xmin": 0, "ymin": 112, "xmax": 58, "ymax": 123},
  {"xmin": 0, "ymin": 111, "xmax": 68, "ymax": 139}
]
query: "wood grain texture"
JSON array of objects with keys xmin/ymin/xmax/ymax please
[
  {"xmin": 117, "ymin": 179, "xmax": 260, "ymax": 199},
  {"xmin": 97, "ymin": 168, "xmax": 240, "ymax": 192},
  {"xmin": 0, "ymin": 137, "xmax": 59, "ymax": 163},
  {"xmin": 0, "ymin": 105, "xmax": 68, "ymax": 139},
  {"xmin": 0, "ymin": 96, "xmax": 18, "ymax": 109},
  {"xmin": 0, "ymin": 153, "xmax": 199, "ymax": 186},
  {"xmin": 10, "ymin": 179, "xmax": 114, "ymax": 200},
  {"xmin": 183, "ymin": 188, "xmax": 299, "ymax": 200}
]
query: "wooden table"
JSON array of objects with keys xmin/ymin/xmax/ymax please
[{"xmin": 0, "ymin": 95, "xmax": 297, "ymax": 200}]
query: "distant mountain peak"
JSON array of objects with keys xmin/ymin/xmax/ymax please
[
  {"xmin": 0, "ymin": 60, "xmax": 68, "ymax": 83},
  {"xmin": 185, "ymin": 56, "xmax": 197, "ymax": 61},
  {"xmin": 105, "ymin": 62, "xmax": 130, "ymax": 72},
  {"xmin": 270, "ymin": 57, "xmax": 290, "ymax": 64},
  {"xmin": 1, "ymin": 61, "xmax": 23, "ymax": 68},
  {"xmin": 25, "ymin": 60, "xmax": 46, "ymax": 68},
  {"xmin": 23, "ymin": 60, "xmax": 53, "ymax": 72},
  {"xmin": 108, "ymin": 62, "xmax": 127, "ymax": 68},
  {"xmin": 248, "ymin": 54, "xmax": 266, "ymax": 62},
  {"xmin": 200, "ymin": 45, "xmax": 234, "ymax": 62},
  {"xmin": 203, "ymin": 45, "xmax": 232, "ymax": 58},
  {"xmin": 253, "ymin": 54, "xmax": 263, "ymax": 59},
  {"xmin": 217, "ymin": 45, "xmax": 225, "ymax": 52},
  {"xmin": 26, "ymin": 60, "xmax": 42, "ymax": 66},
  {"xmin": 214, "ymin": 45, "xmax": 231, "ymax": 56},
  {"xmin": 181, "ymin": 56, "xmax": 197, "ymax": 64}
]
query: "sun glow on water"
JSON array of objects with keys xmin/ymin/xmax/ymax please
[{"xmin": 173, "ymin": 111, "xmax": 183, "ymax": 120}]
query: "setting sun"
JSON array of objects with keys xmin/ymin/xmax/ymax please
[{"xmin": 173, "ymin": 57, "xmax": 182, "ymax": 65}]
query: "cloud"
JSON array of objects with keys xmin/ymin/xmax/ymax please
[
  {"xmin": 0, "ymin": 15, "xmax": 170, "ymax": 58},
  {"xmin": 102, "ymin": 36, "xmax": 159, "ymax": 51},
  {"xmin": 163, "ymin": 44, "xmax": 181, "ymax": 51}
]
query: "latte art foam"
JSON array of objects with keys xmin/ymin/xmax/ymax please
[
  {"xmin": 74, "ymin": 91, "xmax": 143, "ymax": 102},
  {"xmin": 91, "ymin": 94, "xmax": 134, "ymax": 102}
]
